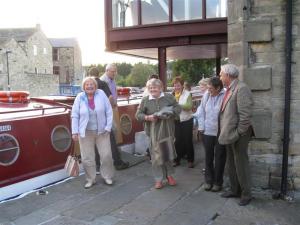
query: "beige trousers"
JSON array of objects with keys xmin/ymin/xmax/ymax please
[{"xmin": 79, "ymin": 130, "xmax": 114, "ymax": 183}]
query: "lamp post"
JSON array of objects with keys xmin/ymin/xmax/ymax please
[{"xmin": 5, "ymin": 50, "xmax": 12, "ymax": 91}]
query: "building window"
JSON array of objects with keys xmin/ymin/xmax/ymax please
[
  {"xmin": 0, "ymin": 63, "xmax": 3, "ymax": 73},
  {"xmin": 51, "ymin": 125, "xmax": 71, "ymax": 152},
  {"xmin": 43, "ymin": 47, "xmax": 47, "ymax": 54},
  {"xmin": 33, "ymin": 45, "xmax": 38, "ymax": 56},
  {"xmin": 53, "ymin": 48, "xmax": 59, "ymax": 61},
  {"xmin": 0, "ymin": 134, "xmax": 20, "ymax": 166},
  {"xmin": 206, "ymin": 0, "xmax": 227, "ymax": 18},
  {"xmin": 53, "ymin": 66, "xmax": 60, "ymax": 75},
  {"xmin": 142, "ymin": 0, "xmax": 169, "ymax": 25},
  {"xmin": 112, "ymin": 0, "xmax": 138, "ymax": 27},
  {"xmin": 35, "ymin": 67, "xmax": 38, "ymax": 74},
  {"xmin": 173, "ymin": 0, "xmax": 202, "ymax": 21}
]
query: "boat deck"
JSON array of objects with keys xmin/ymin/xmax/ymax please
[{"xmin": 1, "ymin": 142, "xmax": 300, "ymax": 225}]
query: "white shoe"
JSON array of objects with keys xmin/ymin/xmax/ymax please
[
  {"xmin": 104, "ymin": 178, "xmax": 113, "ymax": 185},
  {"xmin": 84, "ymin": 181, "xmax": 95, "ymax": 189},
  {"xmin": 96, "ymin": 170, "xmax": 100, "ymax": 175}
]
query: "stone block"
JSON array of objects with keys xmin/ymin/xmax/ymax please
[
  {"xmin": 252, "ymin": 110, "xmax": 272, "ymax": 139},
  {"xmin": 134, "ymin": 131, "xmax": 149, "ymax": 155},
  {"xmin": 246, "ymin": 21, "xmax": 272, "ymax": 42},
  {"xmin": 244, "ymin": 66, "xmax": 272, "ymax": 90}
]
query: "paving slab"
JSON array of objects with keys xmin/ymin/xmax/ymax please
[{"xmin": 0, "ymin": 142, "xmax": 299, "ymax": 225}]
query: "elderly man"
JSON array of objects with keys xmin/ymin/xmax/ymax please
[
  {"xmin": 218, "ymin": 64, "xmax": 254, "ymax": 206},
  {"xmin": 89, "ymin": 66, "xmax": 129, "ymax": 171}
]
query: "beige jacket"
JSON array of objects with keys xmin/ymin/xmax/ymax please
[{"xmin": 218, "ymin": 80, "xmax": 253, "ymax": 145}]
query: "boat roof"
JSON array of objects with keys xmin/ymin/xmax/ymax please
[{"xmin": 0, "ymin": 98, "xmax": 70, "ymax": 121}]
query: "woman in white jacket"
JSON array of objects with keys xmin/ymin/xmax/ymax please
[
  {"xmin": 71, "ymin": 77, "xmax": 114, "ymax": 189},
  {"xmin": 195, "ymin": 76, "xmax": 226, "ymax": 192},
  {"xmin": 173, "ymin": 77, "xmax": 195, "ymax": 168}
]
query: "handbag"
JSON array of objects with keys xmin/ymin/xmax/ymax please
[
  {"xmin": 154, "ymin": 119, "xmax": 176, "ymax": 165},
  {"xmin": 64, "ymin": 141, "xmax": 80, "ymax": 177}
]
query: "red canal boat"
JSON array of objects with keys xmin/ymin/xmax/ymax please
[
  {"xmin": 0, "ymin": 91, "xmax": 144, "ymax": 202},
  {"xmin": 0, "ymin": 91, "xmax": 73, "ymax": 201}
]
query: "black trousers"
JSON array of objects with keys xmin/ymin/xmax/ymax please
[
  {"xmin": 175, "ymin": 118, "xmax": 194, "ymax": 163},
  {"xmin": 203, "ymin": 135, "xmax": 226, "ymax": 186},
  {"xmin": 95, "ymin": 131, "xmax": 123, "ymax": 169}
]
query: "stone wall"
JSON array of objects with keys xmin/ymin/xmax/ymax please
[
  {"xmin": 228, "ymin": 0, "xmax": 300, "ymax": 190},
  {"xmin": 11, "ymin": 73, "xmax": 59, "ymax": 97},
  {"xmin": 25, "ymin": 31, "xmax": 53, "ymax": 74},
  {"xmin": 53, "ymin": 45, "xmax": 83, "ymax": 85}
]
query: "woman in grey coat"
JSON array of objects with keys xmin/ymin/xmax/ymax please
[{"xmin": 136, "ymin": 79, "xmax": 181, "ymax": 189}]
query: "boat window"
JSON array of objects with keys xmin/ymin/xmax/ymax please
[
  {"xmin": 0, "ymin": 134, "xmax": 20, "ymax": 166},
  {"xmin": 51, "ymin": 125, "xmax": 71, "ymax": 152},
  {"xmin": 120, "ymin": 114, "xmax": 133, "ymax": 135}
]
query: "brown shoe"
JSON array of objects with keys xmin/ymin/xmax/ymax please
[
  {"xmin": 155, "ymin": 181, "xmax": 163, "ymax": 189},
  {"xmin": 239, "ymin": 197, "xmax": 252, "ymax": 206},
  {"xmin": 211, "ymin": 185, "xmax": 222, "ymax": 192}
]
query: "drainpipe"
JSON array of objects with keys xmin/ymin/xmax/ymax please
[{"xmin": 281, "ymin": 0, "xmax": 293, "ymax": 197}]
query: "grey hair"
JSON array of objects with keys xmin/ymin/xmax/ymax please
[
  {"xmin": 105, "ymin": 63, "xmax": 117, "ymax": 71},
  {"xmin": 148, "ymin": 78, "xmax": 163, "ymax": 88},
  {"xmin": 198, "ymin": 77, "xmax": 210, "ymax": 86},
  {"xmin": 81, "ymin": 77, "xmax": 97, "ymax": 90},
  {"xmin": 221, "ymin": 64, "xmax": 239, "ymax": 78}
]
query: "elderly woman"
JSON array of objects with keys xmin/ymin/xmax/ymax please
[
  {"xmin": 173, "ymin": 77, "xmax": 195, "ymax": 168},
  {"xmin": 196, "ymin": 77, "xmax": 226, "ymax": 192},
  {"xmin": 71, "ymin": 77, "xmax": 114, "ymax": 189},
  {"xmin": 136, "ymin": 78, "xmax": 181, "ymax": 189},
  {"xmin": 198, "ymin": 77, "xmax": 210, "ymax": 96}
]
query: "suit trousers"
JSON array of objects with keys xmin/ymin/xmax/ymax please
[
  {"xmin": 174, "ymin": 118, "xmax": 195, "ymax": 163},
  {"xmin": 79, "ymin": 130, "xmax": 114, "ymax": 183},
  {"xmin": 95, "ymin": 131, "xmax": 123, "ymax": 170},
  {"xmin": 203, "ymin": 135, "xmax": 226, "ymax": 186},
  {"xmin": 226, "ymin": 128, "xmax": 252, "ymax": 198}
]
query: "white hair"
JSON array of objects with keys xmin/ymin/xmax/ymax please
[
  {"xmin": 81, "ymin": 77, "xmax": 97, "ymax": 90},
  {"xmin": 105, "ymin": 63, "xmax": 117, "ymax": 72},
  {"xmin": 148, "ymin": 78, "xmax": 163, "ymax": 88},
  {"xmin": 221, "ymin": 64, "xmax": 239, "ymax": 78}
]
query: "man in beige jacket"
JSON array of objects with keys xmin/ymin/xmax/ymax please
[{"xmin": 218, "ymin": 64, "xmax": 254, "ymax": 206}]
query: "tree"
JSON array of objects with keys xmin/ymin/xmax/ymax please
[
  {"xmin": 125, "ymin": 63, "xmax": 156, "ymax": 87},
  {"xmin": 115, "ymin": 62, "xmax": 133, "ymax": 77},
  {"xmin": 172, "ymin": 59, "xmax": 216, "ymax": 85}
]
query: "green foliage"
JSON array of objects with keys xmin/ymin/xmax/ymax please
[
  {"xmin": 115, "ymin": 62, "xmax": 133, "ymax": 77},
  {"xmin": 126, "ymin": 63, "xmax": 156, "ymax": 87},
  {"xmin": 172, "ymin": 59, "xmax": 215, "ymax": 85}
]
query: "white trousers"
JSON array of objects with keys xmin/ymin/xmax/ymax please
[{"xmin": 79, "ymin": 130, "xmax": 114, "ymax": 183}]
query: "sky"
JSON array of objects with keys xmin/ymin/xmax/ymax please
[{"xmin": 0, "ymin": 0, "xmax": 149, "ymax": 65}]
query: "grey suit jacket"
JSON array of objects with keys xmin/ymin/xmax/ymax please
[{"xmin": 218, "ymin": 80, "xmax": 253, "ymax": 145}]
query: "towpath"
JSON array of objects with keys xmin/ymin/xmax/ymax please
[{"xmin": 0, "ymin": 143, "xmax": 300, "ymax": 225}]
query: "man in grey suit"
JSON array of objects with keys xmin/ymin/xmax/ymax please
[{"xmin": 218, "ymin": 64, "xmax": 254, "ymax": 206}]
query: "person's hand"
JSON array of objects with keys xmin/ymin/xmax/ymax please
[
  {"xmin": 145, "ymin": 115, "xmax": 157, "ymax": 122},
  {"xmin": 197, "ymin": 130, "xmax": 204, "ymax": 141},
  {"xmin": 72, "ymin": 134, "xmax": 79, "ymax": 142},
  {"xmin": 103, "ymin": 130, "xmax": 110, "ymax": 135}
]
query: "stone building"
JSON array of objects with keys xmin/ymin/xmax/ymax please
[
  {"xmin": 0, "ymin": 24, "xmax": 59, "ymax": 96},
  {"xmin": 227, "ymin": 0, "xmax": 300, "ymax": 191},
  {"xmin": 104, "ymin": 0, "xmax": 300, "ymax": 192},
  {"xmin": 48, "ymin": 38, "xmax": 83, "ymax": 86}
]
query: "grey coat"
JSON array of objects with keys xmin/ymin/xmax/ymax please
[{"xmin": 218, "ymin": 80, "xmax": 254, "ymax": 145}]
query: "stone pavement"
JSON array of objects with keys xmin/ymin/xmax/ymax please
[{"xmin": 0, "ymin": 144, "xmax": 300, "ymax": 225}]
